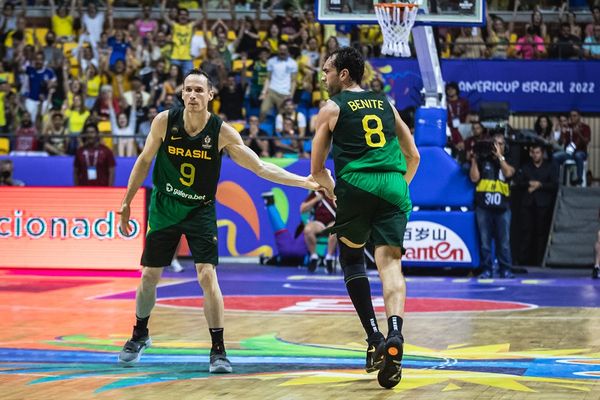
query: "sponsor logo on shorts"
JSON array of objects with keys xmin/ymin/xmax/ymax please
[{"xmin": 166, "ymin": 183, "xmax": 206, "ymax": 201}]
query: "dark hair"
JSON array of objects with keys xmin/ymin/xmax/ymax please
[
  {"xmin": 526, "ymin": 26, "xmax": 536, "ymax": 35},
  {"xmin": 328, "ymin": 46, "xmax": 364, "ymax": 84},
  {"xmin": 184, "ymin": 68, "xmax": 213, "ymax": 89},
  {"xmin": 178, "ymin": 7, "xmax": 189, "ymax": 15},
  {"xmin": 83, "ymin": 122, "xmax": 99, "ymax": 134},
  {"xmin": 530, "ymin": 143, "xmax": 543, "ymax": 151},
  {"xmin": 534, "ymin": 115, "xmax": 552, "ymax": 138},
  {"xmin": 446, "ymin": 81, "xmax": 459, "ymax": 94},
  {"xmin": 561, "ymin": 22, "xmax": 571, "ymax": 30}
]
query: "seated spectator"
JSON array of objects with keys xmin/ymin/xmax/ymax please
[
  {"xmin": 550, "ymin": 23, "xmax": 582, "ymax": 59},
  {"xmin": 300, "ymin": 190, "xmax": 337, "ymax": 273},
  {"xmin": 275, "ymin": 98, "xmax": 307, "ymax": 138},
  {"xmin": 585, "ymin": 6, "xmax": 600, "ymax": 38},
  {"xmin": 274, "ymin": 117, "xmax": 307, "ymax": 158},
  {"xmin": 553, "ymin": 109, "xmax": 591, "ymax": 186},
  {"xmin": 240, "ymin": 115, "xmax": 270, "ymax": 158},
  {"xmin": 452, "ymin": 27, "xmax": 486, "ymax": 59},
  {"xmin": 534, "ymin": 115, "xmax": 561, "ymax": 152},
  {"xmin": 73, "ymin": 123, "xmax": 115, "ymax": 187},
  {"xmin": 515, "ymin": 26, "xmax": 546, "ymax": 59},
  {"xmin": 42, "ymin": 111, "xmax": 68, "ymax": 156},
  {"xmin": 0, "ymin": 159, "xmax": 24, "ymax": 186},
  {"xmin": 583, "ymin": 24, "xmax": 600, "ymax": 59}
]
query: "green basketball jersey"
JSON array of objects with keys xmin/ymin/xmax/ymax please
[
  {"xmin": 330, "ymin": 90, "xmax": 407, "ymax": 178},
  {"xmin": 152, "ymin": 107, "xmax": 223, "ymax": 204}
]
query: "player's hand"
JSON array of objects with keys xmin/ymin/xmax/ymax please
[
  {"xmin": 305, "ymin": 175, "xmax": 320, "ymax": 191},
  {"xmin": 117, "ymin": 203, "xmax": 132, "ymax": 236}
]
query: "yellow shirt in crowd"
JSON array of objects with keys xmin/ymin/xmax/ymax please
[
  {"xmin": 51, "ymin": 15, "xmax": 74, "ymax": 38},
  {"xmin": 171, "ymin": 23, "xmax": 193, "ymax": 60},
  {"xmin": 64, "ymin": 109, "xmax": 90, "ymax": 134},
  {"xmin": 86, "ymin": 75, "xmax": 102, "ymax": 98}
]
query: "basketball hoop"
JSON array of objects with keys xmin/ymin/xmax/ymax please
[{"xmin": 374, "ymin": 1, "xmax": 419, "ymax": 57}]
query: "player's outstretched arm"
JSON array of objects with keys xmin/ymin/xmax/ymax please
[
  {"xmin": 219, "ymin": 122, "xmax": 319, "ymax": 190},
  {"xmin": 310, "ymin": 100, "xmax": 337, "ymax": 200},
  {"xmin": 118, "ymin": 111, "xmax": 168, "ymax": 235},
  {"xmin": 391, "ymin": 105, "xmax": 420, "ymax": 184}
]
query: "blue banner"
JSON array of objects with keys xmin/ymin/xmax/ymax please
[{"xmin": 370, "ymin": 59, "xmax": 600, "ymax": 113}]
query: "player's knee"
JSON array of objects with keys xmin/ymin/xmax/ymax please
[
  {"xmin": 339, "ymin": 242, "xmax": 364, "ymax": 265},
  {"xmin": 196, "ymin": 263, "xmax": 216, "ymax": 287},
  {"xmin": 140, "ymin": 267, "xmax": 161, "ymax": 287},
  {"xmin": 339, "ymin": 242, "xmax": 366, "ymax": 283}
]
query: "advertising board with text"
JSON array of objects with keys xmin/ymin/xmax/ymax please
[{"xmin": 0, "ymin": 187, "xmax": 145, "ymax": 269}]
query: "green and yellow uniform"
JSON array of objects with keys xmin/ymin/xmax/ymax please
[
  {"xmin": 141, "ymin": 107, "xmax": 223, "ymax": 267},
  {"xmin": 328, "ymin": 90, "xmax": 411, "ymax": 247}
]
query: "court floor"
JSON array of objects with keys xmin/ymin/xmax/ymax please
[{"xmin": 1, "ymin": 263, "xmax": 600, "ymax": 399}]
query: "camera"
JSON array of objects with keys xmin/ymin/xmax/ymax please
[{"xmin": 473, "ymin": 139, "xmax": 494, "ymax": 160}]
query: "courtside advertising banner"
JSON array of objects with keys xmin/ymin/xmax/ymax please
[
  {"xmin": 403, "ymin": 211, "xmax": 479, "ymax": 268},
  {"xmin": 0, "ymin": 187, "xmax": 145, "ymax": 269}
]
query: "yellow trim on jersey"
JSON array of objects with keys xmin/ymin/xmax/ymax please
[{"xmin": 476, "ymin": 179, "xmax": 510, "ymax": 196}]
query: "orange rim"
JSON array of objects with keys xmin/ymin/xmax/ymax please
[{"xmin": 374, "ymin": 3, "xmax": 419, "ymax": 9}]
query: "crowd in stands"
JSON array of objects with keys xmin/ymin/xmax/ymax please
[{"xmin": 0, "ymin": 0, "xmax": 595, "ymax": 160}]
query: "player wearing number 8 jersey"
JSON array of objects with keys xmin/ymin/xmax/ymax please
[
  {"xmin": 116, "ymin": 69, "xmax": 321, "ymax": 372},
  {"xmin": 311, "ymin": 47, "xmax": 420, "ymax": 389}
]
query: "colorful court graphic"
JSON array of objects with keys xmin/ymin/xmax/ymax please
[{"xmin": 1, "ymin": 265, "xmax": 600, "ymax": 399}]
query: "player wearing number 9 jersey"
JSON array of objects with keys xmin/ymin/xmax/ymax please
[
  {"xmin": 116, "ymin": 69, "xmax": 321, "ymax": 372},
  {"xmin": 311, "ymin": 47, "xmax": 420, "ymax": 389}
]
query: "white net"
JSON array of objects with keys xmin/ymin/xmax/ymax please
[{"xmin": 375, "ymin": 2, "xmax": 419, "ymax": 57}]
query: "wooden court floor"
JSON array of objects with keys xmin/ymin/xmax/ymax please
[{"xmin": 1, "ymin": 264, "xmax": 600, "ymax": 400}]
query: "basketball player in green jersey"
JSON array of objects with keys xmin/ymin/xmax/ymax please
[
  {"xmin": 117, "ymin": 69, "xmax": 321, "ymax": 372},
  {"xmin": 311, "ymin": 47, "xmax": 420, "ymax": 389}
]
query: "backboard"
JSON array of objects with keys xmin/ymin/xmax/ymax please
[{"xmin": 316, "ymin": 0, "xmax": 484, "ymax": 26}]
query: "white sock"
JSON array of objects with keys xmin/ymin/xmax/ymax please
[
  {"xmin": 325, "ymin": 254, "xmax": 335, "ymax": 261},
  {"xmin": 310, "ymin": 253, "xmax": 319, "ymax": 260}
]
